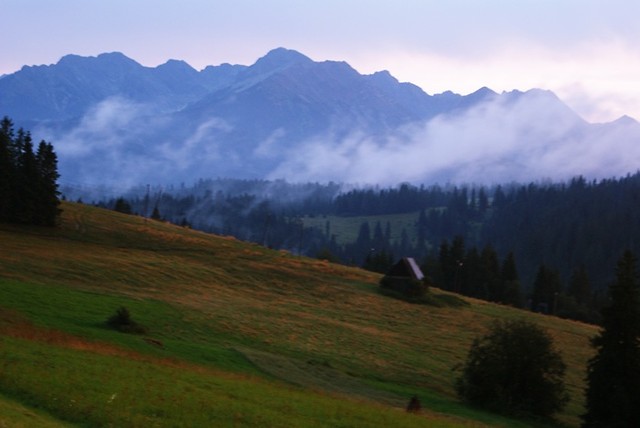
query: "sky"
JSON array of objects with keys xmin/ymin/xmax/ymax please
[{"xmin": 2, "ymin": 0, "xmax": 640, "ymax": 123}]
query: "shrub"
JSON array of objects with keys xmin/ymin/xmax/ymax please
[
  {"xmin": 456, "ymin": 319, "xmax": 567, "ymax": 419},
  {"xmin": 106, "ymin": 307, "xmax": 147, "ymax": 334}
]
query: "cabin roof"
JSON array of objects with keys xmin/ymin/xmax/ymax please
[{"xmin": 386, "ymin": 257, "xmax": 424, "ymax": 280}]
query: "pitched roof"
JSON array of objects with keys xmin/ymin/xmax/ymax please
[{"xmin": 386, "ymin": 257, "xmax": 424, "ymax": 280}]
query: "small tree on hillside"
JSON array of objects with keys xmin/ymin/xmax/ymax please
[
  {"xmin": 114, "ymin": 197, "xmax": 132, "ymax": 214},
  {"xmin": 106, "ymin": 307, "xmax": 147, "ymax": 334},
  {"xmin": 457, "ymin": 319, "xmax": 568, "ymax": 419},
  {"xmin": 583, "ymin": 250, "xmax": 640, "ymax": 427}
]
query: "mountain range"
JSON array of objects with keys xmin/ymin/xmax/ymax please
[{"xmin": 1, "ymin": 48, "xmax": 639, "ymax": 187}]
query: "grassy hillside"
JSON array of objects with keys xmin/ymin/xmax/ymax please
[{"xmin": 0, "ymin": 202, "xmax": 597, "ymax": 427}]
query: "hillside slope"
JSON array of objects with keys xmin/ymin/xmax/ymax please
[{"xmin": 0, "ymin": 203, "xmax": 597, "ymax": 426}]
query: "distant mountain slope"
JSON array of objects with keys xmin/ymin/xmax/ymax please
[
  {"xmin": 1, "ymin": 48, "xmax": 639, "ymax": 186},
  {"xmin": 0, "ymin": 52, "xmax": 245, "ymax": 121}
]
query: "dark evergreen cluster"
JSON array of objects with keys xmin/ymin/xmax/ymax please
[
  {"xmin": 426, "ymin": 236, "xmax": 601, "ymax": 322},
  {"xmin": 583, "ymin": 250, "xmax": 640, "ymax": 427},
  {"xmin": 0, "ymin": 117, "xmax": 61, "ymax": 226},
  {"xmin": 427, "ymin": 237, "xmax": 523, "ymax": 307}
]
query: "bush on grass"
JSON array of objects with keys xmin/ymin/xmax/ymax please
[{"xmin": 106, "ymin": 307, "xmax": 147, "ymax": 334}]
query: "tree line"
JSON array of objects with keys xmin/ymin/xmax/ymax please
[
  {"xmin": 80, "ymin": 173, "xmax": 640, "ymax": 295},
  {"xmin": 0, "ymin": 117, "xmax": 61, "ymax": 226},
  {"xmin": 425, "ymin": 236, "xmax": 602, "ymax": 323}
]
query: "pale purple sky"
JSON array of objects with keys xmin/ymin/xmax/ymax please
[{"xmin": 3, "ymin": 0, "xmax": 640, "ymax": 122}]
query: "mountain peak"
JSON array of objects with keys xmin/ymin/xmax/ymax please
[
  {"xmin": 612, "ymin": 115, "xmax": 639, "ymax": 125},
  {"xmin": 57, "ymin": 52, "xmax": 141, "ymax": 69},
  {"xmin": 368, "ymin": 70, "xmax": 399, "ymax": 84},
  {"xmin": 250, "ymin": 48, "xmax": 312, "ymax": 73},
  {"xmin": 156, "ymin": 59, "xmax": 197, "ymax": 73},
  {"xmin": 471, "ymin": 86, "xmax": 498, "ymax": 97},
  {"xmin": 263, "ymin": 47, "xmax": 311, "ymax": 62}
]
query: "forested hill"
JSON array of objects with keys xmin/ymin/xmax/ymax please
[{"xmin": 71, "ymin": 173, "xmax": 640, "ymax": 296}]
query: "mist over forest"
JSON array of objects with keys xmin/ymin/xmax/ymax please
[{"xmin": 63, "ymin": 171, "xmax": 640, "ymax": 323}]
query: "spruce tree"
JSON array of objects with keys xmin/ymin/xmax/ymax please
[
  {"xmin": 14, "ymin": 133, "xmax": 38, "ymax": 224},
  {"xmin": 500, "ymin": 252, "xmax": 523, "ymax": 307},
  {"xmin": 531, "ymin": 264, "xmax": 562, "ymax": 314},
  {"xmin": 0, "ymin": 117, "xmax": 13, "ymax": 222},
  {"xmin": 35, "ymin": 140, "xmax": 61, "ymax": 226},
  {"xmin": 0, "ymin": 118, "xmax": 61, "ymax": 226},
  {"xmin": 583, "ymin": 250, "xmax": 640, "ymax": 427},
  {"xmin": 480, "ymin": 245, "xmax": 501, "ymax": 302}
]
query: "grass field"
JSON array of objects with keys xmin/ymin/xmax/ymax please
[
  {"xmin": 0, "ymin": 202, "xmax": 598, "ymax": 426},
  {"xmin": 303, "ymin": 212, "xmax": 421, "ymax": 245}
]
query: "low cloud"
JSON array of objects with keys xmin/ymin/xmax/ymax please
[
  {"xmin": 36, "ymin": 90, "xmax": 640, "ymax": 191},
  {"xmin": 268, "ymin": 91, "xmax": 640, "ymax": 185},
  {"xmin": 158, "ymin": 117, "xmax": 232, "ymax": 170},
  {"xmin": 37, "ymin": 97, "xmax": 171, "ymax": 187},
  {"xmin": 44, "ymin": 97, "xmax": 147, "ymax": 156}
]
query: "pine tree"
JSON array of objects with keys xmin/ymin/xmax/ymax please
[
  {"xmin": 480, "ymin": 245, "xmax": 501, "ymax": 302},
  {"xmin": 500, "ymin": 252, "xmax": 523, "ymax": 307},
  {"xmin": 35, "ymin": 140, "xmax": 61, "ymax": 226},
  {"xmin": 0, "ymin": 117, "xmax": 13, "ymax": 222},
  {"xmin": 583, "ymin": 250, "xmax": 640, "ymax": 427},
  {"xmin": 14, "ymin": 133, "xmax": 38, "ymax": 224},
  {"xmin": 0, "ymin": 117, "xmax": 61, "ymax": 226},
  {"xmin": 114, "ymin": 197, "xmax": 132, "ymax": 214}
]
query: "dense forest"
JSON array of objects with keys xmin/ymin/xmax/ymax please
[
  {"xmin": 0, "ymin": 117, "xmax": 61, "ymax": 226},
  {"xmin": 66, "ymin": 173, "xmax": 640, "ymax": 322}
]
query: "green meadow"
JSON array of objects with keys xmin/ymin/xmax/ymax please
[
  {"xmin": 303, "ymin": 212, "xmax": 421, "ymax": 245},
  {"xmin": 0, "ymin": 202, "xmax": 597, "ymax": 426}
]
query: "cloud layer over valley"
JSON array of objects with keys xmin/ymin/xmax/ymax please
[
  {"xmin": 3, "ymin": 49, "xmax": 638, "ymax": 189},
  {"xmin": 42, "ymin": 89, "xmax": 640, "ymax": 189},
  {"xmin": 269, "ymin": 90, "xmax": 640, "ymax": 185}
]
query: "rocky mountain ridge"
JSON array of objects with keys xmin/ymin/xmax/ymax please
[{"xmin": 1, "ymin": 48, "xmax": 638, "ymax": 186}]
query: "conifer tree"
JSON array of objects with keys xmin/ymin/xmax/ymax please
[
  {"xmin": 583, "ymin": 250, "xmax": 640, "ymax": 427},
  {"xmin": 0, "ymin": 116, "xmax": 61, "ymax": 226},
  {"xmin": 0, "ymin": 117, "xmax": 13, "ymax": 222},
  {"xmin": 14, "ymin": 134, "xmax": 38, "ymax": 224},
  {"xmin": 35, "ymin": 140, "xmax": 61, "ymax": 226},
  {"xmin": 151, "ymin": 205, "xmax": 162, "ymax": 220},
  {"xmin": 480, "ymin": 245, "xmax": 501, "ymax": 301},
  {"xmin": 500, "ymin": 252, "xmax": 523, "ymax": 307},
  {"xmin": 532, "ymin": 264, "xmax": 562, "ymax": 314}
]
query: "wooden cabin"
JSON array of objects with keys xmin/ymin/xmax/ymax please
[{"xmin": 380, "ymin": 257, "xmax": 427, "ymax": 299}]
